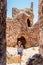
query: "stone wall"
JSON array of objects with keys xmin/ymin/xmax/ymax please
[
  {"xmin": 0, "ymin": 0, "xmax": 6, "ymax": 65},
  {"xmin": 38, "ymin": 0, "xmax": 43, "ymax": 57},
  {"xmin": 6, "ymin": 7, "xmax": 35, "ymax": 48},
  {"xmin": 39, "ymin": 28, "xmax": 43, "ymax": 57},
  {"xmin": 6, "ymin": 18, "xmax": 29, "ymax": 47},
  {"xmin": 27, "ymin": 22, "xmax": 39, "ymax": 47},
  {"xmin": 6, "ymin": 2, "xmax": 39, "ymax": 48},
  {"xmin": 6, "ymin": 17, "xmax": 39, "ymax": 48}
]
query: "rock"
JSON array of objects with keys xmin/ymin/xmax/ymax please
[
  {"xmin": 26, "ymin": 54, "xmax": 43, "ymax": 65},
  {"xmin": 0, "ymin": 0, "xmax": 6, "ymax": 65}
]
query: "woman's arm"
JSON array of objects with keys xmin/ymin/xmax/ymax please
[{"xmin": 21, "ymin": 45, "xmax": 23, "ymax": 50}]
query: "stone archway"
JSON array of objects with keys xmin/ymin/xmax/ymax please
[
  {"xmin": 27, "ymin": 19, "xmax": 31, "ymax": 27},
  {"xmin": 17, "ymin": 36, "xmax": 26, "ymax": 48}
]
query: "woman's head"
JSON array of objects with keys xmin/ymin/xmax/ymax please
[{"xmin": 17, "ymin": 41, "xmax": 22, "ymax": 47}]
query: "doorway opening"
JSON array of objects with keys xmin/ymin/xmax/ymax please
[
  {"xmin": 27, "ymin": 19, "xmax": 31, "ymax": 27},
  {"xmin": 17, "ymin": 36, "xmax": 26, "ymax": 48}
]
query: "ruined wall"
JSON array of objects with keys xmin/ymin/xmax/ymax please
[
  {"xmin": 6, "ymin": 18, "xmax": 21, "ymax": 47},
  {"xmin": 6, "ymin": 17, "xmax": 39, "ymax": 48},
  {"xmin": 6, "ymin": 7, "xmax": 34, "ymax": 48},
  {"xmin": 39, "ymin": 20, "xmax": 43, "ymax": 56},
  {"xmin": 6, "ymin": 18, "xmax": 29, "ymax": 47},
  {"xmin": 0, "ymin": 0, "xmax": 7, "ymax": 65},
  {"xmin": 6, "ymin": 5, "xmax": 39, "ymax": 48},
  {"xmin": 26, "ymin": 21, "xmax": 39, "ymax": 47},
  {"xmin": 12, "ymin": 8, "xmax": 34, "ymax": 26},
  {"xmin": 38, "ymin": 0, "xmax": 43, "ymax": 56},
  {"xmin": 39, "ymin": 27, "xmax": 43, "ymax": 56}
]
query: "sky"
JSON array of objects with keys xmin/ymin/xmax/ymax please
[{"xmin": 7, "ymin": 0, "xmax": 38, "ymax": 24}]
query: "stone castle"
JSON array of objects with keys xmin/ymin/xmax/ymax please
[
  {"xmin": 6, "ymin": 0, "xmax": 43, "ymax": 48},
  {"xmin": 0, "ymin": 0, "xmax": 43, "ymax": 64}
]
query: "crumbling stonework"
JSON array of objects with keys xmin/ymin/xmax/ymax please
[
  {"xmin": 0, "ymin": 0, "xmax": 6, "ymax": 65},
  {"xmin": 6, "ymin": 0, "xmax": 43, "ymax": 51},
  {"xmin": 6, "ymin": 2, "xmax": 39, "ymax": 48},
  {"xmin": 38, "ymin": 0, "xmax": 43, "ymax": 56}
]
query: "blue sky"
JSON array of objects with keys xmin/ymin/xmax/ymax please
[{"xmin": 7, "ymin": 0, "xmax": 38, "ymax": 23}]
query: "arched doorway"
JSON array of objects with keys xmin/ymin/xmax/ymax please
[
  {"xmin": 17, "ymin": 36, "xmax": 26, "ymax": 48},
  {"xmin": 27, "ymin": 19, "xmax": 31, "ymax": 27}
]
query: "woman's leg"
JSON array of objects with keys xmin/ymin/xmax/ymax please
[
  {"xmin": 18, "ymin": 55, "xmax": 20, "ymax": 63},
  {"xmin": 18, "ymin": 55, "xmax": 22, "ymax": 63},
  {"xmin": 20, "ymin": 55, "xmax": 22, "ymax": 63}
]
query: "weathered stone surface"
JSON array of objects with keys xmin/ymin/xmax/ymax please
[
  {"xmin": 26, "ymin": 54, "xmax": 43, "ymax": 65},
  {"xmin": 39, "ymin": 28, "xmax": 43, "ymax": 57},
  {"xmin": 38, "ymin": 0, "xmax": 43, "ymax": 57},
  {"xmin": 6, "ymin": 5, "xmax": 34, "ymax": 48},
  {"xmin": 0, "ymin": 0, "xmax": 6, "ymax": 65},
  {"xmin": 6, "ymin": 0, "xmax": 43, "ymax": 55},
  {"xmin": 6, "ymin": 2, "xmax": 41, "ymax": 48},
  {"xmin": 6, "ymin": 6, "xmax": 39, "ymax": 48}
]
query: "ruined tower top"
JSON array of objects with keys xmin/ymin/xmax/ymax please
[{"xmin": 31, "ymin": 2, "xmax": 33, "ymax": 12}]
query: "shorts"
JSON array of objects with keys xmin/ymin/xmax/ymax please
[{"xmin": 18, "ymin": 52, "xmax": 22, "ymax": 55}]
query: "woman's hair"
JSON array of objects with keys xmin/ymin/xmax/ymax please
[
  {"xmin": 17, "ymin": 41, "xmax": 25, "ymax": 48},
  {"xmin": 17, "ymin": 41, "xmax": 22, "ymax": 45}
]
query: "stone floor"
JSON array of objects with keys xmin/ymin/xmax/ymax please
[{"xmin": 6, "ymin": 47, "xmax": 39, "ymax": 65}]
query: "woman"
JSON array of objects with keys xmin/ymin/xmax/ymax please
[{"xmin": 17, "ymin": 41, "xmax": 23, "ymax": 64}]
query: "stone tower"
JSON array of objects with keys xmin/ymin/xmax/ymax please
[
  {"xmin": 38, "ymin": 0, "xmax": 43, "ymax": 56},
  {"xmin": 0, "ymin": 0, "xmax": 7, "ymax": 65},
  {"xmin": 31, "ymin": 2, "xmax": 33, "ymax": 12}
]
